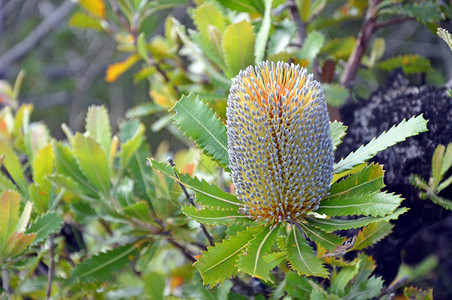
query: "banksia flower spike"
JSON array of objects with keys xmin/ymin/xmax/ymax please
[{"xmin": 226, "ymin": 61, "xmax": 334, "ymax": 227}]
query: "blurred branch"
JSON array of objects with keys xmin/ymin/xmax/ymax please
[
  {"xmin": 46, "ymin": 235, "xmax": 55, "ymax": 299},
  {"xmin": 340, "ymin": 0, "xmax": 382, "ymax": 87},
  {"xmin": 0, "ymin": 1, "xmax": 76, "ymax": 74},
  {"xmin": 286, "ymin": 0, "xmax": 306, "ymax": 47}
]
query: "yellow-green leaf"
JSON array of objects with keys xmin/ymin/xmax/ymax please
[
  {"xmin": 32, "ymin": 144, "xmax": 54, "ymax": 191},
  {"xmin": 79, "ymin": 0, "xmax": 106, "ymax": 19},
  {"xmin": 0, "ymin": 190, "xmax": 20, "ymax": 247},
  {"xmin": 69, "ymin": 12, "xmax": 104, "ymax": 31}
]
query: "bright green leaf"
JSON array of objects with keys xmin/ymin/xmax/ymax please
[
  {"xmin": 72, "ymin": 133, "xmax": 111, "ymax": 195},
  {"xmin": 334, "ymin": 115, "xmax": 428, "ymax": 173},
  {"xmin": 330, "ymin": 121, "xmax": 347, "ymax": 151},
  {"xmin": 317, "ymin": 191, "xmax": 403, "ymax": 217},
  {"xmin": 193, "ymin": 3, "xmax": 225, "ymax": 41},
  {"xmin": 150, "ymin": 159, "xmax": 241, "ymax": 209},
  {"xmin": 328, "ymin": 163, "xmax": 385, "ymax": 198},
  {"xmin": 123, "ymin": 202, "xmax": 151, "ymax": 221},
  {"xmin": 299, "ymin": 222, "xmax": 344, "ymax": 252},
  {"xmin": 0, "ymin": 139, "xmax": 27, "ymax": 195},
  {"xmin": 377, "ymin": 55, "xmax": 431, "ymax": 74},
  {"xmin": 222, "ymin": 20, "xmax": 255, "ymax": 78},
  {"xmin": 307, "ymin": 208, "xmax": 407, "ymax": 232},
  {"xmin": 298, "ymin": 31, "xmax": 325, "ymax": 63},
  {"xmin": 194, "ymin": 226, "xmax": 263, "ymax": 286},
  {"xmin": 330, "ymin": 263, "xmax": 360, "ymax": 296},
  {"xmin": 255, "ymin": 0, "xmax": 273, "ymax": 63},
  {"xmin": 86, "ymin": 105, "xmax": 112, "ymax": 157},
  {"xmin": 182, "ymin": 205, "xmax": 248, "ymax": 225},
  {"xmin": 351, "ymin": 221, "xmax": 394, "ymax": 251},
  {"xmin": 26, "ymin": 212, "xmax": 63, "ymax": 246},
  {"xmin": 217, "ymin": 0, "xmax": 264, "ymax": 13},
  {"xmin": 170, "ymin": 93, "xmax": 228, "ymax": 168},
  {"xmin": 32, "ymin": 144, "xmax": 53, "ymax": 191},
  {"xmin": 28, "ymin": 183, "xmax": 49, "ymax": 214},
  {"xmin": 72, "ymin": 243, "xmax": 139, "ymax": 282},
  {"xmin": 237, "ymin": 225, "xmax": 279, "ymax": 282},
  {"xmin": 137, "ymin": 33, "xmax": 149, "ymax": 60},
  {"xmin": 286, "ymin": 225, "xmax": 328, "ymax": 278},
  {"xmin": 118, "ymin": 123, "xmax": 145, "ymax": 178}
]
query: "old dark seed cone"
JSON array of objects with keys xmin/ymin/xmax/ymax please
[{"xmin": 226, "ymin": 61, "xmax": 334, "ymax": 226}]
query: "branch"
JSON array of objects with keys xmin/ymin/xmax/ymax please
[
  {"xmin": 375, "ymin": 16, "xmax": 415, "ymax": 30},
  {"xmin": 340, "ymin": 0, "xmax": 383, "ymax": 88},
  {"xmin": 46, "ymin": 235, "xmax": 55, "ymax": 299},
  {"xmin": 286, "ymin": 0, "xmax": 306, "ymax": 47},
  {"xmin": 167, "ymin": 157, "xmax": 214, "ymax": 247},
  {"xmin": 0, "ymin": 1, "xmax": 76, "ymax": 74},
  {"xmin": 376, "ymin": 275, "xmax": 409, "ymax": 299}
]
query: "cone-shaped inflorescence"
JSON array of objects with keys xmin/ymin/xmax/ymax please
[{"xmin": 226, "ymin": 61, "xmax": 334, "ymax": 226}]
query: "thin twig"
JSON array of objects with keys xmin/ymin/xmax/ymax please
[
  {"xmin": 340, "ymin": 0, "xmax": 383, "ymax": 88},
  {"xmin": 168, "ymin": 238, "xmax": 196, "ymax": 262},
  {"xmin": 0, "ymin": 1, "xmax": 76, "ymax": 73},
  {"xmin": 286, "ymin": 0, "xmax": 306, "ymax": 47},
  {"xmin": 375, "ymin": 16, "xmax": 415, "ymax": 30},
  {"xmin": 46, "ymin": 234, "xmax": 55, "ymax": 299},
  {"xmin": 167, "ymin": 157, "xmax": 214, "ymax": 247}
]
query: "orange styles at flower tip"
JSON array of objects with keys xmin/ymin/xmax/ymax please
[{"xmin": 226, "ymin": 61, "xmax": 334, "ymax": 227}]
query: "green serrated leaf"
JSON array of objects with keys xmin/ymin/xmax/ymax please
[
  {"xmin": 85, "ymin": 105, "xmax": 112, "ymax": 157},
  {"xmin": 330, "ymin": 263, "xmax": 360, "ymax": 296},
  {"xmin": 53, "ymin": 142, "xmax": 97, "ymax": 196},
  {"xmin": 380, "ymin": 2, "xmax": 442, "ymax": 23},
  {"xmin": 299, "ymin": 222, "xmax": 344, "ymax": 252},
  {"xmin": 26, "ymin": 212, "xmax": 63, "ymax": 246},
  {"xmin": 72, "ymin": 133, "xmax": 111, "ymax": 195},
  {"xmin": 307, "ymin": 208, "xmax": 407, "ymax": 232},
  {"xmin": 193, "ymin": 3, "xmax": 225, "ymax": 42},
  {"xmin": 345, "ymin": 275, "xmax": 383, "ymax": 300},
  {"xmin": 328, "ymin": 163, "xmax": 385, "ymax": 198},
  {"xmin": 298, "ymin": 31, "xmax": 325, "ymax": 64},
  {"xmin": 123, "ymin": 202, "xmax": 151, "ymax": 221},
  {"xmin": 72, "ymin": 243, "xmax": 139, "ymax": 282},
  {"xmin": 2, "ymin": 231, "xmax": 35, "ymax": 260},
  {"xmin": 351, "ymin": 221, "xmax": 393, "ymax": 251},
  {"xmin": 0, "ymin": 139, "xmax": 28, "ymax": 195},
  {"xmin": 330, "ymin": 121, "xmax": 347, "ymax": 151},
  {"xmin": 318, "ymin": 191, "xmax": 403, "ymax": 217},
  {"xmin": 0, "ymin": 190, "xmax": 20, "ymax": 247},
  {"xmin": 285, "ymin": 271, "xmax": 313, "ymax": 299},
  {"xmin": 170, "ymin": 93, "xmax": 228, "ymax": 168},
  {"xmin": 334, "ymin": 115, "xmax": 428, "ymax": 173},
  {"xmin": 194, "ymin": 226, "xmax": 263, "ymax": 286},
  {"xmin": 237, "ymin": 225, "xmax": 278, "ymax": 282},
  {"xmin": 264, "ymin": 251, "xmax": 286, "ymax": 270},
  {"xmin": 47, "ymin": 174, "xmax": 94, "ymax": 202},
  {"xmin": 28, "ymin": 183, "xmax": 49, "ymax": 214},
  {"xmin": 222, "ymin": 20, "xmax": 255, "ymax": 78},
  {"xmin": 150, "ymin": 159, "xmax": 241, "ymax": 209},
  {"xmin": 255, "ymin": 0, "xmax": 272, "ymax": 63},
  {"xmin": 403, "ymin": 286, "xmax": 433, "ymax": 300},
  {"xmin": 32, "ymin": 144, "xmax": 53, "ymax": 192},
  {"xmin": 182, "ymin": 205, "xmax": 248, "ymax": 225},
  {"xmin": 286, "ymin": 225, "xmax": 328, "ymax": 278},
  {"xmin": 427, "ymin": 194, "xmax": 452, "ymax": 210},
  {"xmin": 118, "ymin": 123, "xmax": 145, "ymax": 177}
]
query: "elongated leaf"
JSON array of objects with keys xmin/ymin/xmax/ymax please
[
  {"xmin": 328, "ymin": 163, "xmax": 385, "ymax": 198},
  {"xmin": 16, "ymin": 202, "xmax": 32, "ymax": 233},
  {"xmin": 330, "ymin": 264, "xmax": 360, "ymax": 295},
  {"xmin": 286, "ymin": 225, "xmax": 328, "ymax": 278},
  {"xmin": 222, "ymin": 20, "xmax": 255, "ymax": 77},
  {"xmin": 0, "ymin": 172, "xmax": 16, "ymax": 192},
  {"xmin": 255, "ymin": 0, "xmax": 272, "ymax": 63},
  {"xmin": 47, "ymin": 174, "xmax": 93, "ymax": 202},
  {"xmin": 123, "ymin": 202, "xmax": 150, "ymax": 221},
  {"xmin": 346, "ymin": 276, "xmax": 383, "ymax": 300},
  {"xmin": 298, "ymin": 223, "xmax": 344, "ymax": 252},
  {"xmin": 330, "ymin": 121, "xmax": 347, "ymax": 151},
  {"xmin": 377, "ymin": 54, "xmax": 431, "ymax": 74},
  {"xmin": 2, "ymin": 232, "xmax": 35, "ymax": 260},
  {"xmin": 32, "ymin": 144, "xmax": 54, "ymax": 191},
  {"xmin": 79, "ymin": 0, "xmax": 105, "ymax": 18},
  {"xmin": 170, "ymin": 93, "xmax": 228, "ymax": 168},
  {"xmin": 237, "ymin": 225, "xmax": 278, "ymax": 282},
  {"xmin": 428, "ymin": 194, "xmax": 452, "ymax": 210},
  {"xmin": 317, "ymin": 191, "xmax": 403, "ymax": 217},
  {"xmin": 86, "ymin": 105, "xmax": 111, "ymax": 156},
  {"xmin": 334, "ymin": 115, "xmax": 428, "ymax": 173},
  {"xmin": 194, "ymin": 226, "xmax": 263, "ymax": 286},
  {"xmin": 351, "ymin": 221, "xmax": 394, "ymax": 251},
  {"xmin": 68, "ymin": 12, "xmax": 104, "ymax": 31},
  {"xmin": 53, "ymin": 142, "xmax": 97, "ymax": 196},
  {"xmin": 0, "ymin": 139, "xmax": 27, "ymax": 195},
  {"xmin": 118, "ymin": 123, "xmax": 144, "ymax": 177},
  {"xmin": 0, "ymin": 190, "xmax": 20, "ymax": 247},
  {"xmin": 28, "ymin": 183, "xmax": 49, "ymax": 214},
  {"xmin": 72, "ymin": 133, "xmax": 111, "ymax": 195},
  {"xmin": 298, "ymin": 31, "xmax": 325, "ymax": 63},
  {"xmin": 26, "ymin": 212, "xmax": 63, "ymax": 246},
  {"xmin": 72, "ymin": 243, "xmax": 139, "ymax": 282},
  {"xmin": 192, "ymin": 3, "xmax": 225, "ymax": 42},
  {"xmin": 285, "ymin": 271, "xmax": 313, "ymax": 299},
  {"xmin": 150, "ymin": 159, "xmax": 241, "ymax": 209},
  {"xmin": 217, "ymin": 0, "xmax": 264, "ymax": 13},
  {"xmin": 182, "ymin": 205, "xmax": 248, "ymax": 225},
  {"xmin": 307, "ymin": 208, "xmax": 407, "ymax": 232},
  {"xmin": 264, "ymin": 251, "xmax": 286, "ymax": 270}
]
